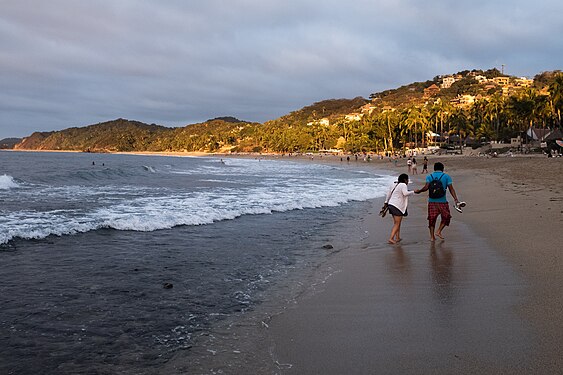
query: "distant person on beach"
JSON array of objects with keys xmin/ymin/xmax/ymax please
[
  {"xmin": 407, "ymin": 157, "xmax": 412, "ymax": 173},
  {"xmin": 415, "ymin": 162, "xmax": 461, "ymax": 241},
  {"xmin": 411, "ymin": 157, "xmax": 418, "ymax": 174},
  {"xmin": 384, "ymin": 173, "xmax": 415, "ymax": 244},
  {"xmin": 422, "ymin": 157, "xmax": 428, "ymax": 173}
]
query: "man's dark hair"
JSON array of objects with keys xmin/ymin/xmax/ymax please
[
  {"xmin": 434, "ymin": 162, "xmax": 444, "ymax": 171},
  {"xmin": 398, "ymin": 173, "xmax": 409, "ymax": 183}
]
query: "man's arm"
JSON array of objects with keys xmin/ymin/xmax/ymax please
[
  {"xmin": 448, "ymin": 184, "xmax": 459, "ymax": 203},
  {"xmin": 415, "ymin": 183, "xmax": 429, "ymax": 194}
]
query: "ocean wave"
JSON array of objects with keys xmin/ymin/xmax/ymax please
[
  {"xmin": 0, "ymin": 175, "xmax": 19, "ymax": 189},
  {"xmin": 0, "ymin": 176, "xmax": 390, "ymax": 245}
]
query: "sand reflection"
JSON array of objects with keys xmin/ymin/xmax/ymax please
[
  {"xmin": 386, "ymin": 245, "xmax": 413, "ymax": 288},
  {"xmin": 429, "ymin": 241, "xmax": 456, "ymax": 304}
]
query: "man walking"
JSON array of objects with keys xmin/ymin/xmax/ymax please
[{"xmin": 415, "ymin": 162, "xmax": 461, "ymax": 241}]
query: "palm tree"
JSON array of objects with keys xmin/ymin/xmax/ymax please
[
  {"xmin": 429, "ymin": 99, "xmax": 452, "ymax": 144},
  {"xmin": 507, "ymin": 89, "xmax": 536, "ymax": 143},
  {"xmin": 377, "ymin": 110, "xmax": 398, "ymax": 153},
  {"xmin": 549, "ymin": 73, "xmax": 563, "ymax": 127},
  {"xmin": 419, "ymin": 106, "xmax": 431, "ymax": 148},
  {"xmin": 449, "ymin": 108, "xmax": 469, "ymax": 152},
  {"xmin": 401, "ymin": 106, "xmax": 427, "ymax": 151},
  {"xmin": 484, "ymin": 93, "xmax": 504, "ymax": 141}
]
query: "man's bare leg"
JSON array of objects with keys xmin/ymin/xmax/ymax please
[
  {"xmin": 435, "ymin": 221, "xmax": 447, "ymax": 240},
  {"xmin": 429, "ymin": 225, "xmax": 436, "ymax": 242}
]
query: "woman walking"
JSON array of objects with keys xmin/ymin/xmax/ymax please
[{"xmin": 384, "ymin": 173, "xmax": 415, "ymax": 244}]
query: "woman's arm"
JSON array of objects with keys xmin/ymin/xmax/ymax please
[{"xmin": 401, "ymin": 183, "xmax": 415, "ymax": 196}]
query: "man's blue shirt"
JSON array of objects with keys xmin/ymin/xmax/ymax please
[{"xmin": 426, "ymin": 171, "xmax": 452, "ymax": 203}]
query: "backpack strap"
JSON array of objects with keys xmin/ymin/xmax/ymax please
[{"xmin": 432, "ymin": 172, "xmax": 444, "ymax": 182}]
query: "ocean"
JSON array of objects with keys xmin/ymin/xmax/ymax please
[{"xmin": 0, "ymin": 151, "xmax": 393, "ymax": 374}]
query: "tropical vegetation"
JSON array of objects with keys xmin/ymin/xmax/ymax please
[{"xmin": 14, "ymin": 69, "xmax": 563, "ymax": 154}]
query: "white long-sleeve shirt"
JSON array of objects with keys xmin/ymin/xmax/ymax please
[{"xmin": 385, "ymin": 182, "xmax": 415, "ymax": 214}]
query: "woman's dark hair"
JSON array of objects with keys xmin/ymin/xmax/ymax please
[{"xmin": 398, "ymin": 173, "xmax": 409, "ymax": 184}]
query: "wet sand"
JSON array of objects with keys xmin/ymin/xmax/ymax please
[
  {"xmin": 264, "ymin": 155, "xmax": 563, "ymax": 374},
  {"xmin": 163, "ymin": 154, "xmax": 562, "ymax": 374}
]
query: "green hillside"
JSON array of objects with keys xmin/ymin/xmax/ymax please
[{"xmin": 13, "ymin": 69, "xmax": 563, "ymax": 154}]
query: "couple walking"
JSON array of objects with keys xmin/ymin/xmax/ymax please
[{"xmin": 384, "ymin": 162, "xmax": 463, "ymax": 244}]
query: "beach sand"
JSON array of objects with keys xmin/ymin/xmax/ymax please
[
  {"xmin": 7, "ymin": 150, "xmax": 561, "ymax": 373},
  {"xmin": 161, "ymin": 154, "xmax": 562, "ymax": 374},
  {"xmin": 264, "ymin": 155, "xmax": 562, "ymax": 374}
]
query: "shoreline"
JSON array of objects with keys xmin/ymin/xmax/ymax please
[
  {"xmin": 265, "ymin": 156, "xmax": 563, "ymax": 373},
  {"xmin": 161, "ymin": 155, "xmax": 563, "ymax": 373},
  {"xmin": 5, "ymin": 148, "xmax": 563, "ymax": 372}
]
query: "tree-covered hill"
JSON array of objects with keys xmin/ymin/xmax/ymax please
[
  {"xmin": 12, "ymin": 68, "xmax": 563, "ymax": 154},
  {"xmin": 15, "ymin": 118, "xmax": 262, "ymax": 153},
  {"xmin": 0, "ymin": 138, "xmax": 23, "ymax": 149},
  {"xmin": 265, "ymin": 97, "xmax": 369, "ymax": 128}
]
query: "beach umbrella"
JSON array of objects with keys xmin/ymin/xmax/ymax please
[{"xmin": 557, "ymin": 140, "xmax": 563, "ymax": 147}]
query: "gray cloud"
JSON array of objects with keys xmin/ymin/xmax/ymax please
[{"xmin": 1, "ymin": 0, "xmax": 563, "ymax": 138}]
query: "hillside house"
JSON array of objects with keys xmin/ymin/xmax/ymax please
[
  {"xmin": 345, "ymin": 113, "xmax": 363, "ymax": 122},
  {"xmin": 459, "ymin": 94, "xmax": 475, "ymax": 106},
  {"xmin": 441, "ymin": 76, "xmax": 456, "ymax": 89},
  {"xmin": 514, "ymin": 77, "xmax": 533, "ymax": 87},
  {"xmin": 493, "ymin": 77, "xmax": 510, "ymax": 86},
  {"xmin": 360, "ymin": 104, "xmax": 376, "ymax": 114},
  {"xmin": 474, "ymin": 75, "xmax": 488, "ymax": 83},
  {"xmin": 307, "ymin": 118, "xmax": 330, "ymax": 126},
  {"xmin": 423, "ymin": 84, "xmax": 440, "ymax": 98},
  {"xmin": 527, "ymin": 127, "xmax": 557, "ymax": 142},
  {"xmin": 450, "ymin": 94, "xmax": 475, "ymax": 107}
]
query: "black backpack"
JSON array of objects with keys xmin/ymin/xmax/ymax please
[{"xmin": 428, "ymin": 173, "xmax": 446, "ymax": 199}]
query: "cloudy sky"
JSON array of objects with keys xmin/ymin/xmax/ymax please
[{"xmin": 1, "ymin": 0, "xmax": 562, "ymax": 139}]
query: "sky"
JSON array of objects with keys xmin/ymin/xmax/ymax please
[{"xmin": 1, "ymin": 0, "xmax": 563, "ymax": 139}]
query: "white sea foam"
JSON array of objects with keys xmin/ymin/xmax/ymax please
[
  {"xmin": 0, "ymin": 174, "xmax": 18, "ymax": 189},
  {"xmin": 0, "ymin": 158, "xmax": 394, "ymax": 245}
]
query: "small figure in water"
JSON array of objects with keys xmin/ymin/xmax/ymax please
[{"xmin": 92, "ymin": 161, "xmax": 95, "ymax": 165}]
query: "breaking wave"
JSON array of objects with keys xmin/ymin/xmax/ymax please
[
  {"xmin": 0, "ymin": 175, "xmax": 18, "ymax": 190},
  {"xmin": 0, "ymin": 176, "xmax": 390, "ymax": 245}
]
